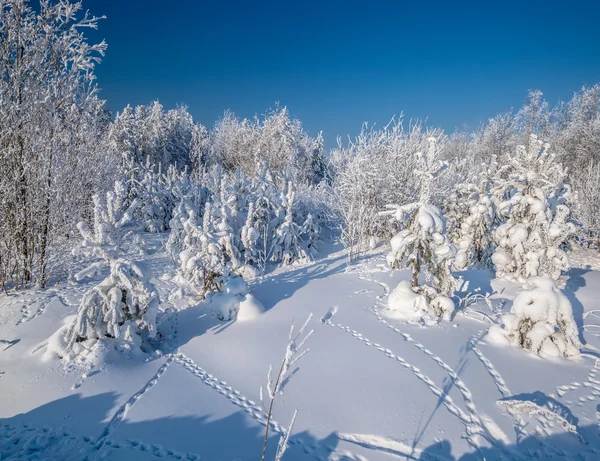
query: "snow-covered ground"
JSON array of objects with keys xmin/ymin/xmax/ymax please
[{"xmin": 2, "ymin": 238, "xmax": 600, "ymax": 460}]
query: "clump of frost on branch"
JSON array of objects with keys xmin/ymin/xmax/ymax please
[
  {"xmin": 260, "ymin": 314, "xmax": 313, "ymax": 461},
  {"xmin": 381, "ymin": 137, "xmax": 457, "ymax": 322},
  {"xmin": 487, "ymin": 277, "xmax": 581, "ymax": 358}
]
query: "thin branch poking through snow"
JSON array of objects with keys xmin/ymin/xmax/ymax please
[{"xmin": 260, "ymin": 313, "xmax": 313, "ymax": 461}]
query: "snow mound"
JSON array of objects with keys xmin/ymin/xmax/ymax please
[
  {"xmin": 210, "ymin": 277, "xmax": 265, "ymax": 321},
  {"xmin": 487, "ymin": 276, "xmax": 582, "ymax": 358},
  {"xmin": 387, "ymin": 280, "xmax": 455, "ymax": 323},
  {"xmin": 236, "ymin": 294, "xmax": 266, "ymax": 321}
]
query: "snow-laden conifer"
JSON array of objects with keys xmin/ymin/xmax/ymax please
[{"xmin": 382, "ymin": 137, "xmax": 457, "ymax": 321}]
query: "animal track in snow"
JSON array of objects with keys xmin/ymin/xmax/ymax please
[
  {"xmin": 96, "ymin": 354, "xmax": 176, "ymax": 449},
  {"xmin": 323, "ymin": 319, "xmax": 501, "ymax": 452}
]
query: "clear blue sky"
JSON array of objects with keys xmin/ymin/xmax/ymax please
[{"xmin": 84, "ymin": 0, "xmax": 600, "ymax": 148}]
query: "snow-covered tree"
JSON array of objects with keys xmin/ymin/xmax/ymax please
[
  {"xmin": 61, "ymin": 259, "xmax": 159, "ymax": 358},
  {"xmin": 331, "ymin": 121, "xmax": 445, "ymax": 261},
  {"xmin": 166, "ymin": 195, "xmax": 196, "ymax": 261},
  {"xmin": 72, "ymin": 181, "xmax": 140, "ymax": 280},
  {"xmin": 178, "ymin": 202, "xmax": 226, "ymax": 296},
  {"xmin": 573, "ymin": 160, "xmax": 600, "ymax": 249},
  {"xmin": 491, "ymin": 135, "xmax": 575, "ymax": 282},
  {"xmin": 487, "ymin": 277, "xmax": 581, "ymax": 358},
  {"xmin": 241, "ymin": 202, "xmax": 261, "ymax": 265},
  {"xmin": 51, "ymin": 180, "xmax": 160, "ymax": 359},
  {"xmin": 109, "ymin": 101, "xmax": 197, "ymax": 170},
  {"xmin": 270, "ymin": 186, "xmax": 310, "ymax": 265},
  {"xmin": 301, "ymin": 213, "xmax": 320, "ymax": 254},
  {"xmin": 383, "ymin": 138, "xmax": 457, "ymax": 299},
  {"xmin": 0, "ymin": 0, "xmax": 111, "ymax": 287},
  {"xmin": 452, "ymin": 159, "xmax": 499, "ymax": 270}
]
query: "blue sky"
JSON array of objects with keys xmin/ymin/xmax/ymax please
[{"xmin": 84, "ymin": 0, "xmax": 600, "ymax": 147}]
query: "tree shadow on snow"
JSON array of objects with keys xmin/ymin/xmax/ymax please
[
  {"xmin": 416, "ymin": 422, "xmax": 600, "ymax": 460},
  {"xmin": 563, "ymin": 267, "xmax": 590, "ymax": 345},
  {"xmin": 0, "ymin": 392, "xmax": 341, "ymax": 460},
  {"xmin": 252, "ymin": 253, "xmax": 349, "ymax": 312}
]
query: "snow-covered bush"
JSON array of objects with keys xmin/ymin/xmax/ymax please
[
  {"xmin": 487, "ymin": 277, "xmax": 581, "ymax": 358},
  {"xmin": 166, "ymin": 195, "xmax": 196, "ymax": 261},
  {"xmin": 53, "ymin": 260, "xmax": 159, "ymax": 360},
  {"xmin": 387, "ymin": 280, "xmax": 455, "ymax": 323},
  {"xmin": 491, "ymin": 135, "xmax": 575, "ymax": 282},
  {"xmin": 209, "ymin": 106, "xmax": 325, "ymax": 185},
  {"xmin": 382, "ymin": 138, "xmax": 457, "ymax": 321},
  {"xmin": 331, "ymin": 121, "xmax": 444, "ymax": 260},
  {"xmin": 301, "ymin": 213, "xmax": 320, "ymax": 255},
  {"xmin": 573, "ymin": 159, "xmax": 600, "ymax": 249},
  {"xmin": 209, "ymin": 276, "xmax": 265, "ymax": 321}
]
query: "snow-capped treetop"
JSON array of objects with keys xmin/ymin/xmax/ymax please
[
  {"xmin": 507, "ymin": 134, "xmax": 567, "ymax": 196},
  {"xmin": 73, "ymin": 181, "xmax": 141, "ymax": 279},
  {"xmin": 416, "ymin": 137, "xmax": 448, "ymax": 204}
]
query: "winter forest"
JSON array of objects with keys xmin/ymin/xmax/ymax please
[{"xmin": 2, "ymin": 1, "xmax": 600, "ymax": 460}]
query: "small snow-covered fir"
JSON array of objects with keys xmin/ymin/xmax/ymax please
[{"xmin": 383, "ymin": 137, "xmax": 457, "ymax": 322}]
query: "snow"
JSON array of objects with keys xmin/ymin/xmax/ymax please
[{"xmin": 2, "ymin": 238, "xmax": 600, "ymax": 460}]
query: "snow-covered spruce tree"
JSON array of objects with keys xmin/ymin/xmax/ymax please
[
  {"xmin": 72, "ymin": 181, "xmax": 141, "ymax": 280},
  {"xmin": 487, "ymin": 277, "xmax": 581, "ymax": 358},
  {"xmin": 301, "ymin": 213, "xmax": 320, "ymax": 255},
  {"xmin": 382, "ymin": 137, "xmax": 457, "ymax": 321},
  {"xmin": 452, "ymin": 158, "xmax": 499, "ymax": 270},
  {"xmin": 61, "ymin": 260, "xmax": 160, "ymax": 358},
  {"xmin": 491, "ymin": 135, "xmax": 575, "ymax": 282},
  {"xmin": 178, "ymin": 202, "xmax": 226, "ymax": 296},
  {"xmin": 241, "ymin": 202, "xmax": 261, "ymax": 265},
  {"xmin": 138, "ymin": 158, "xmax": 168, "ymax": 233},
  {"xmin": 49, "ymin": 181, "xmax": 159, "ymax": 359},
  {"xmin": 166, "ymin": 195, "xmax": 196, "ymax": 261},
  {"xmin": 270, "ymin": 186, "xmax": 311, "ymax": 265}
]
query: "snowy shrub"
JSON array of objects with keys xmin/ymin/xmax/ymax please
[
  {"xmin": 209, "ymin": 276, "xmax": 265, "ymax": 321},
  {"xmin": 572, "ymin": 159, "xmax": 600, "ymax": 249},
  {"xmin": 301, "ymin": 213, "xmax": 320, "ymax": 255},
  {"xmin": 491, "ymin": 135, "xmax": 575, "ymax": 282},
  {"xmin": 332, "ymin": 121, "xmax": 442, "ymax": 260},
  {"xmin": 487, "ymin": 277, "xmax": 581, "ymax": 358},
  {"xmin": 387, "ymin": 280, "xmax": 455, "ymax": 323},
  {"xmin": 166, "ymin": 195, "xmax": 196, "ymax": 260},
  {"xmin": 49, "ymin": 181, "xmax": 161, "ymax": 360},
  {"xmin": 209, "ymin": 106, "xmax": 325, "ymax": 185}
]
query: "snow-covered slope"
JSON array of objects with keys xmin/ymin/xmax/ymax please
[{"xmin": 2, "ymin": 240, "xmax": 600, "ymax": 460}]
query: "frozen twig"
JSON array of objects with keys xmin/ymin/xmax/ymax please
[{"xmin": 260, "ymin": 313, "xmax": 313, "ymax": 461}]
